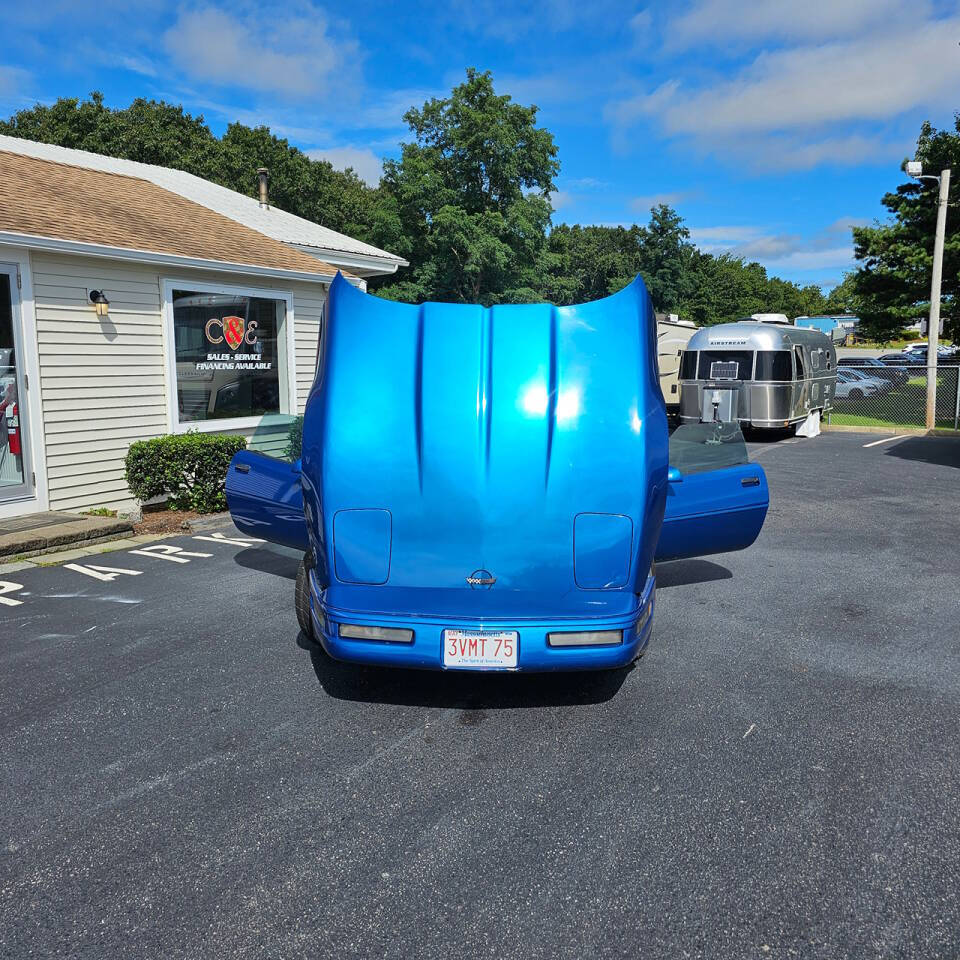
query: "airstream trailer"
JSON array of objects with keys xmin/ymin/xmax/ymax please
[
  {"xmin": 678, "ymin": 321, "xmax": 836, "ymax": 430},
  {"xmin": 656, "ymin": 314, "xmax": 698, "ymax": 414}
]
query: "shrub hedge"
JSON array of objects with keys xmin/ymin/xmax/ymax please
[
  {"xmin": 125, "ymin": 432, "xmax": 247, "ymax": 513},
  {"xmin": 286, "ymin": 415, "xmax": 304, "ymax": 461}
]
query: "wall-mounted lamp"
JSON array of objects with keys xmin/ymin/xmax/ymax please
[{"xmin": 89, "ymin": 289, "xmax": 110, "ymax": 317}]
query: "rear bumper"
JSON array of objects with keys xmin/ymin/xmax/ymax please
[{"xmin": 309, "ymin": 573, "xmax": 655, "ymax": 672}]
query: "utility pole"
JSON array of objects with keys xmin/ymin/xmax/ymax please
[
  {"xmin": 925, "ymin": 169, "xmax": 950, "ymax": 429},
  {"xmin": 908, "ymin": 162, "xmax": 951, "ymax": 430}
]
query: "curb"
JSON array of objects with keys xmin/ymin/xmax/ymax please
[
  {"xmin": 823, "ymin": 423, "xmax": 960, "ymax": 437},
  {"xmin": 0, "ymin": 533, "xmax": 168, "ymax": 573}
]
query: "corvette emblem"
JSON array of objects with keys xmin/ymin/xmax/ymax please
[
  {"xmin": 466, "ymin": 569, "xmax": 496, "ymax": 589},
  {"xmin": 222, "ymin": 315, "xmax": 245, "ymax": 351}
]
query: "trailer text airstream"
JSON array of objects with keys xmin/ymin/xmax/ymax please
[{"xmin": 678, "ymin": 321, "xmax": 836, "ymax": 430}]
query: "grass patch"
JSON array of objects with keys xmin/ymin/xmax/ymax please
[
  {"xmin": 82, "ymin": 507, "xmax": 118, "ymax": 517},
  {"xmin": 829, "ymin": 412, "xmax": 958, "ymax": 430},
  {"xmin": 832, "ymin": 377, "xmax": 959, "ymax": 430}
]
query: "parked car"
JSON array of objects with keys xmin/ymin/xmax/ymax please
[
  {"xmin": 225, "ymin": 274, "xmax": 770, "ymax": 673},
  {"xmin": 838, "ymin": 356, "xmax": 908, "ymax": 385},
  {"xmin": 898, "ymin": 345, "xmax": 957, "ymax": 361},
  {"xmin": 836, "ymin": 367, "xmax": 893, "ymax": 392},
  {"xmin": 879, "ymin": 352, "xmax": 926, "ymax": 366},
  {"xmin": 836, "ymin": 368, "xmax": 881, "ymax": 400}
]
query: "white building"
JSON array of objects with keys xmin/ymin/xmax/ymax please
[{"xmin": 0, "ymin": 136, "xmax": 406, "ymax": 519}]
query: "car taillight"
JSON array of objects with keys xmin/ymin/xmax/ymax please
[
  {"xmin": 338, "ymin": 624, "xmax": 414, "ymax": 644},
  {"xmin": 547, "ymin": 629, "xmax": 623, "ymax": 647}
]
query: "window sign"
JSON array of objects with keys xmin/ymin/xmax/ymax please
[{"xmin": 171, "ymin": 289, "xmax": 289, "ymax": 423}]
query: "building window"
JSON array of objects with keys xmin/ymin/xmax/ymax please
[{"xmin": 164, "ymin": 283, "xmax": 293, "ymax": 429}]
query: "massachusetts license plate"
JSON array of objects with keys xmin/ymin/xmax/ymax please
[{"xmin": 443, "ymin": 630, "xmax": 518, "ymax": 669}]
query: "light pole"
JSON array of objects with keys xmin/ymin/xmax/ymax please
[{"xmin": 906, "ymin": 161, "xmax": 951, "ymax": 429}]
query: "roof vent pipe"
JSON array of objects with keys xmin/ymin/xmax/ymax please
[{"xmin": 257, "ymin": 167, "xmax": 269, "ymax": 209}]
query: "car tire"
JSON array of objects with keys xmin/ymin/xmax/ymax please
[
  {"xmin": 295, "ymin": 554, "xmax": 315, "ymax": 640},
  {"xmin": 849, "ymin": 388, "xmax": 864, "ymax": 400}
]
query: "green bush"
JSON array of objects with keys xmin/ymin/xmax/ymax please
[
  {"xmin": 125, "ymin": 433, "xmax": 247, "ymax": 513},
  {"xmin": 286, "ymin": 415, "xmax": 304, "ymax": 461}
]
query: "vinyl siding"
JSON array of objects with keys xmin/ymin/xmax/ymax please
[{"xmin": 29, "ymin": 251, "xmax": 326, "ymax": 512}]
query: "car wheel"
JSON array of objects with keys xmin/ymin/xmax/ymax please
[
  {"xmin": 295, "ymin": 554, "xmax": 315, "ymax": 640},
  {"xmin": 850, "ymin": 388, "xmax": 864, "ymax": 399}
]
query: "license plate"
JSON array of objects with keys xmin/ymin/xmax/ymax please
[{"xmin": 443, "ymin": 630, "xmax": 518, "ymax": 669}]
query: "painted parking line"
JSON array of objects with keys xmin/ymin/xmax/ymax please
[
  {"xmin": 1, "ymin": 530, "xmax": 267, "ymax": 614},
  {"xmin": 192, "ymin": 532, "xmax": 264, "ymax": 547},
  {"xmin": 0, "ymin": 581, "xmax": 24, "ymax": 606},
  {"xmin": 128, "ymin": 544, "xmax": 213, "ymax": 563},
  {"xmin": 64, "ymin": 563, "xmax": 144, "ymax": 582},
  {"xmin": 863, "ymin": 434, "xmax": 910, "ymax": 448}
]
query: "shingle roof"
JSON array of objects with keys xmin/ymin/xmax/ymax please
[
  {"xmin": 0, "ymin": 134, "xmax": 406, "ymax": 269},
  {"xmin": 0, "ymin": 150, "xmax": 347, "ymax": 279}
]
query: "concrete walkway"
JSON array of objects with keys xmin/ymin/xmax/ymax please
[{"xmin": 0, "ymin": 510, "xmax": 134, "ymax": 562}]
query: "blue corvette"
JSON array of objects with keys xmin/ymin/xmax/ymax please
[{"xmin": 226, "ymin": 273, "xmax": 768, "ymax": 672}]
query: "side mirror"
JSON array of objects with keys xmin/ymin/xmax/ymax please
[{"xmin": 667, "ymin": 466, "xmax": 684, "ymax": 484}]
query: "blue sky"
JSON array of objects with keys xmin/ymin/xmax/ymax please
[{"xmin": 3, "ymin": 0, "xmax": 960, "ymax": 291}]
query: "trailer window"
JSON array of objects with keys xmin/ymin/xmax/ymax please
[
  {"xmin": 794, "ymin": 346, "xmax": 806, "ymax": 379},
  {"xmin": 697, "ymin": 350, "xmax": 754, "ymax": 381},
  {"xmin": 679, "ymin": 350, "xmax": 698, "ymax": 379},
  {"xmin": 755, "ymin": 351, "xmax": 792, "ymax": 382}
]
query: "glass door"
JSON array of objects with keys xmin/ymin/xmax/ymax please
[{"xmin": 0, "ymin": 264, "xmax": 32, "ymax": 502}]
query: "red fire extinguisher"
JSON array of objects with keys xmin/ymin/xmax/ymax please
[{"xmin": 7, "ymin": 403, "xmax": 20, "ymax": 456}]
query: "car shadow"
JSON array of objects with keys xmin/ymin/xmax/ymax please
[
  {"xmin": 884, "ymin": 436, "xmax": 960, "ymax": 469},
  {"xmin": 741, "ymin": 425, "xmax": 797, "ymax": 444},
  {"xmin": 656, "ymin": 558, "xmax": 732, "ymax": 588},
  {"xmin": 299, "ymin": 633, "xmax": 635, "ymax": 708},
  {"xmin": 233, "ymin": 545, "xmax": 300, "ymax": 580}
]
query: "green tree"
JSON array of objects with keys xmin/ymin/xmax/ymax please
[
  {"xmin": 850, "ymin": 118, "xmax": 960, "ymax": 342},
  {"xmin": 823, "ymin": 272, "xmax": 860, "ymax": 315},
  {"xmin": 639, "ymin": 205, "xmax": 696, "ymax": 312},
  {"xmin": 2, "ymin": 85, "xmax": 844, "ymax": 323},
  {"xmin": 542, "ymin": 223, "xmax": 647, "ymax": 303},
  {"xmin": 542, "ymin": 208, "xmax": 694, "ymax": 312},
  {"xmin": 368, "ymin": 68, "xmax": 559, "ymax": 305},
  {"xmin": 0, "ymin": 92, "xmax": 378, "ymax": 240}
]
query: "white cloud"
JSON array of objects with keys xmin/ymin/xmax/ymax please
[
  {"xmin": 306, "ymin": 146, "xmax": 383, "ymax": 186},
  {"xmin": 491, "ymin": 69, "xmax": 593, "ymax": 107},
  {"xmin": 566, "ymin": 177, "xmax": 608, "ymax": 190},
  {"xmin": 739, "ymin": 134, "xmax": 909, "ymax": 172},
  {"xmin": 764, "ymin": 246, "xmax": 854, "ymax": 272},
  {"xmin": 0, "ymin": 65, "xmax": 31, "ymax": 99},
  {"xmin": 162, "ymin": 3, "xmax": 360, "ymax": 100},
  {"xmin": 631, "ymin": 190, "xmax": 691, "ymax": 211},
  {"xmin": 828, "ymin": 216, "xmax": 871, "ymax": 232},
  {"xmin": 689, "ymin": 223, "xmax": 856, "ymax": 273},
  {"xmin": 690, "ymin": 225, "xmax": 767, "ymax": 251},
  {"xmin": 550, "ymin": 189, "xmax": 574, "ymax": 210},
  {"xmin": 346, "ymin": 86, "xmax": 445, "ymax": 132},
  {"xmin": 614, "ymin": 18, "xmax": 960, "ymax": 138},
  {"xmin": 665, "ymin": 0, "xmax": 922, "ymax": 49},
  {"xmin": 629, "ymin": 9, "xmax": 652, "ymax": 34},
  {"xmin": 117, "ymin": 54, "xmax": 157, "ymax": 78},
  {"xmin": 448, "ymin": 0, "xmax": 623, "ymax": 38},
  {"xmin": 607, "ymin": 8, "xmax": 960, "ymax": 171}
]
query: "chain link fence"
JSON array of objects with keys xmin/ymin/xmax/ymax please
[{"xmin": 829, "ymin": 364, "xmax": 960, "ymax": 430}]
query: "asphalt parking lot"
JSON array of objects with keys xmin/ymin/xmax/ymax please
[{"xmin": 2, "ymin": 429, "xmax": 959, "ymax": 959}]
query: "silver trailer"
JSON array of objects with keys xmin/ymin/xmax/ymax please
[{"xmin": 678, "ymin": 320, "xmax": 836, "ymax": 429}]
